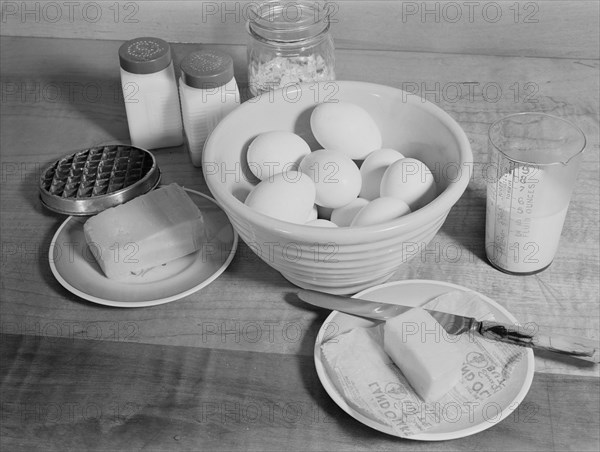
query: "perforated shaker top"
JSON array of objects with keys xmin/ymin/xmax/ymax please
[
  {"xmin": 39, "ymin": 144, "xmax": 161, "ymax": 215},
  {"xmin": 119, "ymin": 37, "xmax": 173, "ymax": 74},
  {"xmin": 180, "ymin": 50, "xmax": 235, "ymax": 89}
]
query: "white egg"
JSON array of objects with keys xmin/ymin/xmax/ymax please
[
  {"xmin": 305, "ymin": 219, "xmax": 338, "ymax": 228},
  {"xmin": 359, "ymin": 148, "xmax": 405, "ymax": 200},
  {"xmin": 307, "ymin": 204, "xmax": 318, "ymax": 222},
  {"xmin": 350, "ymin": 197, "xmax": 411, "ymax": 227},
  {"xmin": 299, "ymin": 149, "xmax": 362, "ymax": 209},
  {"xmin": 380, "ymin": 158, "xmax": 437, "ymax": 210},
  {"xmin": 246, "ymin": 131, "xmax": 311, "ymax": 180},
  {"xmin": 310, "ymin": 102, "xmax": 382, "ymax": 160},
  {"xmin": 244, "ymin": 171, "xmax": 316, "ymax": 223},
  {"xmin": 330, "ymin": 197, "xmax": 369, "ymax": 227}
]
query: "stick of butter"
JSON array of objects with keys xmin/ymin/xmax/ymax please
[
  {"xmin": 83, "ymin": 183, "xmax": 204, "ymax": 280},
  {"xmin": 383, "ymin": 307, "xmax": 464, "ymax": 403}
]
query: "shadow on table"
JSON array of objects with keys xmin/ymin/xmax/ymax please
[
  {"xmin": 283, "ymin": 291, "xmax": 405, "ymax": 442},
  {"xmin": 444, "ymin": 185, "xmax": 488, "ymax": 263},
  {"xmin": 36, "ymin": 214, "xmax": 109, "ymax": 309},
  {"xmin": 534, "ymin": 348, "xmax": 598, "ymax": 369}
]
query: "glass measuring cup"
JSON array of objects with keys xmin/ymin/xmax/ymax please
[{"xmin": 485, "ymin": 112, "xmax": 586, "ymax": 274}]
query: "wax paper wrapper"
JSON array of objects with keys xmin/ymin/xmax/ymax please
[{"xmin": 320, "ymin": 290, "xmax": 528, "ymax": 437}]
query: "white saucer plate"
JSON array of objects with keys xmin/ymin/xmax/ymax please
[
  {"xmin": 314, "ymin": 279, "xmax": 535, "ymax": 441},
  {"xmin": 49, "ymin": 188, "xmax": 238, "ymax": 307}
]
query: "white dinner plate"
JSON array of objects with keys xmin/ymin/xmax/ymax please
[
  {"xmin": 49, "ymin": 188, "xmax": 238, "ymax": 307},
  {"xmin": 314, "ymin": 279, "xmax": 535, "ymax": 441}
]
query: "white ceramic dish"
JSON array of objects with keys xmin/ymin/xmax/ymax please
[
  {"xmin": 203, "ymin": 81, "xmax": 473, "ymax": 295},
  {"xmin": 49, "ymin": 189, "xmax": 238, "ymax": 307},
  {"xmin": 314, "ymin": 279, "xmax": 535, "ymax": 440}
]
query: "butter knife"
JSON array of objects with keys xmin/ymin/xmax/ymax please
[{"xmin": 297, "ymin": 289, "xmax": 599, "ymax": 364}]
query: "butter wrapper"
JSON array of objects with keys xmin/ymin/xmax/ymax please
[{"xmin": 320, "ymin": 290, "xmax": 528, "ymax": 437}]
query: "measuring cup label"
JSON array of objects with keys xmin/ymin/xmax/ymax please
[{"xmin": 485, "ymin": 162, "xmax": 568, "ymax": 273}]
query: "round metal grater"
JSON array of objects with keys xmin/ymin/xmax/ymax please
[{"xmin": 39, "ymin": 144, "xmax": 161, "ymax": 215}]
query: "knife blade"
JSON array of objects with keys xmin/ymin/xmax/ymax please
[{"xmin": 298, "ymin": 289, "xmax": 600, "ymax": 364}]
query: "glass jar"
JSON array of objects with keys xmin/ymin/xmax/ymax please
[{"xmin": 246, "ymin": 0, "xmax": 335, "ymax": 97}]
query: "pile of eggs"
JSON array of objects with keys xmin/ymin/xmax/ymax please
[{"xmin": 243, "ymin": 102, "xmax": 437, "ymax": 227}]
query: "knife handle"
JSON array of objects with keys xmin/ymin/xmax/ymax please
[{"xmin": 478, "ymin": 320, "xmax": 600, "ymax": 363}]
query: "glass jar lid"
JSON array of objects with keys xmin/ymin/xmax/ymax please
[{"xmin": 247, "ymin": 0, "xmax": 331, "ymax": 43}]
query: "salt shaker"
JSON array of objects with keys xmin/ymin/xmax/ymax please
[
  {"xmin": 118, "ymin": 37, "xmax": 183, "ymax": 150},
  {"xmin": 179, "ymin": 49, "xmax": 240, "ymax": 167}
]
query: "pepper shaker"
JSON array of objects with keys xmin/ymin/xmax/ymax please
[{"xmin": 179, "ymin": 49, "xmax": 240, "ymax": 167}]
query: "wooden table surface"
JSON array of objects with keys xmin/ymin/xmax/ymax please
[{"xmin": 1, "ymin": 34, "xmax": 599, "ymax": 451}]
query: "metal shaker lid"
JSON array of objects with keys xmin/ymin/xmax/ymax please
[
  {"xmin": 119, "ymin": 37, "xmax": 173, "ymax": 74},
  {"xmin": 39, "ymin": 144, "xmax": 161, "ymax": 216},
  {"xmin": 180, "ymin": 50, "xmax": 235, "ymax": 89}
]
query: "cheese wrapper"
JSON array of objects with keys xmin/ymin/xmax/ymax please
[
  {"xmin": 320, "ymin": 291, "xmax": 528, "ymax": 437},
  {"xmin": 83, "ymin": 183, "xmax": 205, "ymax": 280}
]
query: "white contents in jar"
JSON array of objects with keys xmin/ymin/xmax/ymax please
[
  {"xmin": 249, "ymin": 54, "xmax": 334, "ymax": 97},
  {"xmin": 486, "ymin": 168, "xmax": 570, "ymax": 274}
]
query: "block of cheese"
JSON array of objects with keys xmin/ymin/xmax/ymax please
[
  {"xmin": 383, "ymin": 308, "xmax": 464, "ymax": 402},
  {"xmin": 83, "ymin": 183, "xmax": 204, "ymax": 280}
]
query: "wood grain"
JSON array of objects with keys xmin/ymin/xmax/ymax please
[
  {"xmin": 1, "ymin": 333, "xmax": 599, "ymax": 451},
  {"xmin": 1, "ymin": 33, "xmax": 599, "ymax": 451},
  {"xmin": 1, "ymin": 1, "xmax": 598, "ymax": 59},
  {"xmin": 1, "ymin": 37, "xmax": 598, "ymax": 378}
]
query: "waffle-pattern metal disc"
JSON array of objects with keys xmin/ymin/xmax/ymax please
[{"xmin": 40, "ymin": 145, "xmax": 160, "ymax": 215}]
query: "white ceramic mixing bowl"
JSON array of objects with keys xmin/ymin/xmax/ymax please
[{"xmin": 203, "ymin": 81, "xmax": 472, "ymax": 294}]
